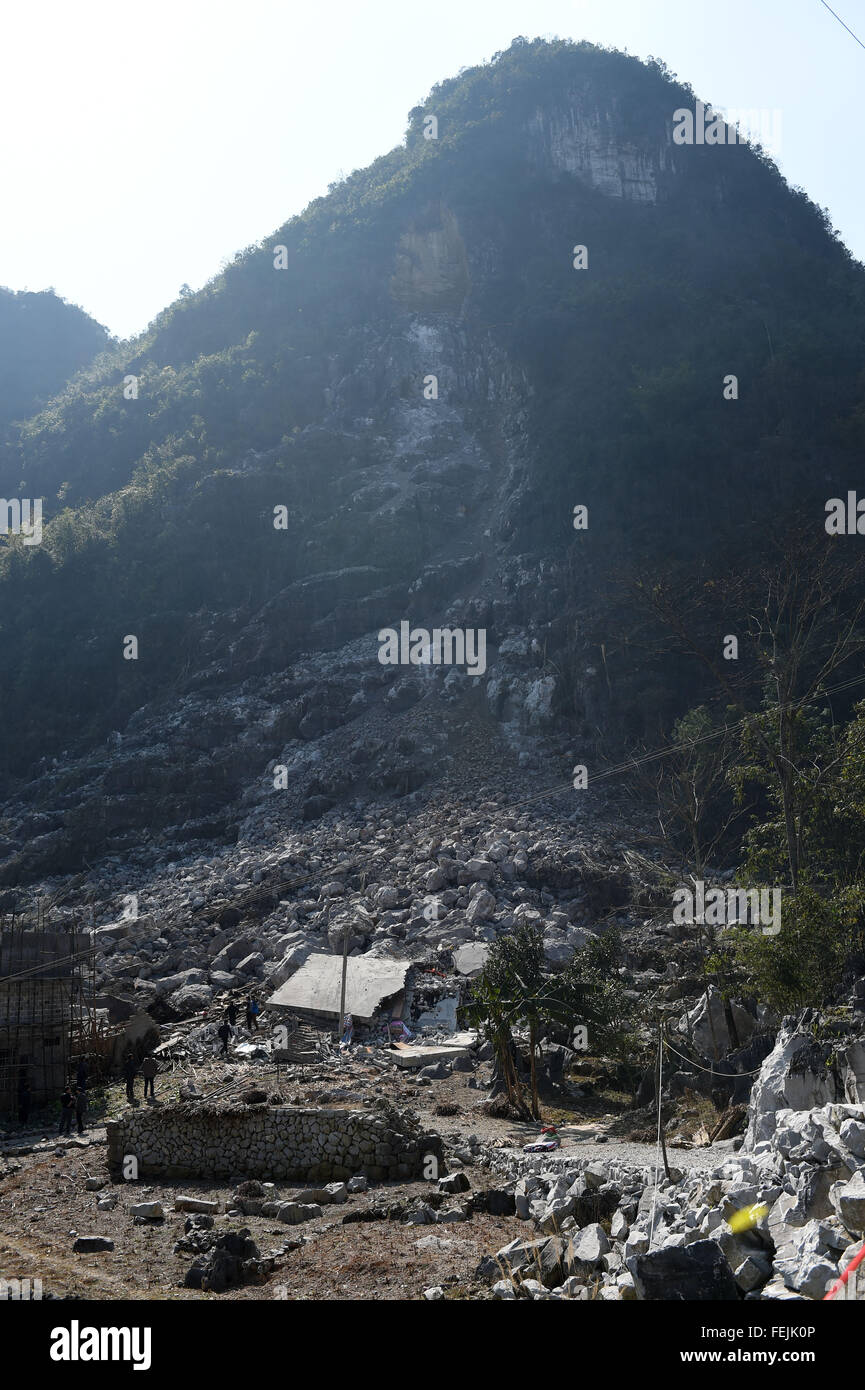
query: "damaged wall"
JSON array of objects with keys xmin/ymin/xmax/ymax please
[{"xmin": 106, "ymin": 1103, "xmax": 443, "ymax": 1182}]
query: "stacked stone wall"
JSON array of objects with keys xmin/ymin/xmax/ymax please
[{"xmin": 105, "ymin": 1103, "xmax": 442, "ymax": 1182}]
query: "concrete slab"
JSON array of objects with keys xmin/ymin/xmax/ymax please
[
  {"xmin": 391, "ymin": 1042, "xmax": 470, "ymax": 1069},
  {"xmin": 267, "ymin": 954, "xmax": 410, "ymax": 1023}
]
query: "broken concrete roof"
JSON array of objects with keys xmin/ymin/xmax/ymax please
[{"xmin": 267, "ymin": 954, "xmax": 411, "ymax": 1022}]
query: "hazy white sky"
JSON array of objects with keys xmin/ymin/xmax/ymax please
[{"xmin": 0, "ymin": 0, "xmax": 861, "ymax": 339}]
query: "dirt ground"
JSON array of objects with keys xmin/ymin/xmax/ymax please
[
  {"xmin": 0, "ymin": 1137, "xmax": 523, "ymax": 1302},
  {"xmin": 0, "ymin": 1053, "xmax": 718, "ymax": 1301}
]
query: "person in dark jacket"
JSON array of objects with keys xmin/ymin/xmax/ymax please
[
  {"xmin": 58, "ymin": 1087, "xmax": 74, "ymax": 1135},
  {"xmin": 17, "ymin": 1073, "xmax": 31, "ymax": 1126},
  {"xmin": 123, "ymin": 1052, "xmax": 138, "ymax": 1104},
  {"xmin": 246, "ymin": 996, "xmax": 261, "ymax": 1032},
  {"xmin": 75, "ymin": 1087, "xmax": 88, "ymax": 1135},
  {"xmin": 227, "ymin": 1001, "xmax": 238, "ymax": 1029},
  {"xmin": 217, "ymin": 1022, "xmax": 231, "ymax": 1055},
  {"xmin": 139, "ymin": 1054, "xmax": 158, "ymax": 1100}
]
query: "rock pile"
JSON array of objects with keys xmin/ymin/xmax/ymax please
[
  {"xmin": 479, "ymin": 1093, "xmax": 865, "ymax": 1299},
  {"xmin": 183, "ymin": 1228, "xmax": 274, "ymax": 1293},
  {"xmin": 21, "ymin": 797, "xmax": 637, "ymax": 1028}
]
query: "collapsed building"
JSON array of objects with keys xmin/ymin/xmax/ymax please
[{"xmin": 265, "ymin": 952, "xmax": 470, "ymax": 1036}]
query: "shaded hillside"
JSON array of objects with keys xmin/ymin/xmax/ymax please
[
  {"xmin": 1, "ymin": 36, "xmax": 864, "ymax": 880},
  {"xmin": 0, "ymin": 287, "xmax": 110, "ymax": 431}
]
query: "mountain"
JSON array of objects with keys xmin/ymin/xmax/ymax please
[
  {"xmin": 1, "ymin": 35, "xmax": 864, "ymax": 887},
  {"xmin": 0, "ymin": 287, "xmax": 110, "ymax": 432}
]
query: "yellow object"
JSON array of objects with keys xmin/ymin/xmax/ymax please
[{"xmin": 727, "ymin": 1203, "xmax": 769, "ymax": 1233}]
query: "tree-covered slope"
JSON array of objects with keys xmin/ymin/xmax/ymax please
[
  {"xmin": 0, "ymin": 287, "xmax": 110, "ymax": 432},
  {"xmin": 1, "ymin": 37, "xmax": 864, "ymax": 877}
]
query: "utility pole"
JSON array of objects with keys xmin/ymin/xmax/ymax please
[
  {"xmin": 657, "ymin": 1017, "xmax": 671, "ymax": 1182},
  {"xmin": 338, "ymin": 915, "xmax": 350, "ymax": 1039}
]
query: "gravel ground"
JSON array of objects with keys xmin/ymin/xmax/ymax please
[{"xmin": 494, "ymin": 1137, "xmax": 736, "ymax": 1173}]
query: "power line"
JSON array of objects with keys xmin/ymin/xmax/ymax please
[
  {"xmin": 464, "ymin": 666, "xmax": 865, "ymax": 820},
  {"xmin": 819, "ymin": 0, "xmax": 865, "ymax": 52},
  {"xmin": 663, "ymin": 1036, "xmax": 766, "ymax": 1078},
  {"xmin": 16, "ymin": 661, "xmax": 865, "ymax": 967}
]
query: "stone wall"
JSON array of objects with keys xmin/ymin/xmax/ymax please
[{"xmin": 105, "ymin": 1103, "xmax": 443, "ymax": 1182}]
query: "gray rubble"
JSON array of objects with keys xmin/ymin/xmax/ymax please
[{"xmin": 475, "ymin": 1032, "xmax": 865, "ymax": 1300}]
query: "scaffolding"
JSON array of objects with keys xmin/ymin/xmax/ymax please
[{"xmin": 0, "ymin": 906, "xmax": 97, "ymax": 1117}]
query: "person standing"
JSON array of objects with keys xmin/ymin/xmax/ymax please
[
  {"xmin": 139, "ymin": 1054, "xmax": 158, "ymax": 1101},
  {"xmin": 217, "ymin": 1021, "xmax": 231, "ymax": 1055},
  {"xmin": 58, "ymin": 1086, "xmax": 74, "ymax": 1136},
  {"xmin": 123, "ymin": 1051, "xmax": 138, "ymax": 1104},
  {"xmin": 227, "ymin": 1001, "xmax": 238, "ymax": 1030},
  {"xmin": 247, "ymin": 996, "xmax": 261, "ymax": 1033},
  {"xmin": 75, "ymin": 1086, "xmax": 88, "ymax": 1135}
]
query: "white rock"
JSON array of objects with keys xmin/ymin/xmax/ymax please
[
  {"xmin": 745, "ymin": 1025, "xmax": 865, "ymax": 1149},
  {"xmin": 572, "ymin": 1222, "xmax": 610, "ymax": 1267},
  {"xmin": 131, "ymin": 1201, "xmax": 164, "ymax": 1220},
  {"xmin": 831, "ymin": 1171, "xmax": 865, "ymax": 1235},
  {"xmin": 840, "ymin": 1118, "xmax": 865, "ymax": 1159}
]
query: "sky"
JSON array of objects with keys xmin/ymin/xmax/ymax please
[{"xmin": 0, "ymin": 0, "xmax": 861, "ymax": 340}]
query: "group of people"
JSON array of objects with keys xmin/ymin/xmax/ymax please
[
  {"xmin": 53, "ymin": 1050, "xmax": 161, "ymax": 1133},
  {"xmin": 48, "ymin": 995, "xmax": 264, "ymax": 1129},
  {"xmin": 122, "ymin": 1050, "xmax": 159, "ymax": 1104},
  {"xmin": 217, "ymin": 995, "xmax": 261, "ymax": 1054},
  {"xmin": 59, "ymin": 1059, "xmax": 91, "ymax": 1136}
]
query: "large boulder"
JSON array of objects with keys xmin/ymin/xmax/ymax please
[
  {"xmin": 778, "ymin": 1252, "xmax": 837, "ymax": 1300},
  {"xmin": 744, "ymin": 1022, "xmax": 865, "ymax": 1150},
  {"xmin": 234, "ymin": 952, "xmax": 265, "ymax": 977},
  {"xmin": 570, "ymin": 1223, "xmax": 610, "ymax": 1274},
  {"xmin": 210, "ymin": 934, "xmax": 258, "ymax": 972},
  {"xmin": 677, "ymin": 985, "xmax": 759, "ymax": 1057},
  {"xmin": 492, "ymin": 1236, "xmax": 574, "ymax": 1289},
  {"xmin": 542, "ymin": 932, "xmax": 573, "ymax": 967},
  {"xmin": 168, "ymin": 982, "xmax": 213, "ymax": 1015},
  {"xmin": 831, "ymin": 1172, "xmax": 865, "ymax": 1236},
  {"xmin": 266, "ymin": 940, "xmax": 315, "ymax": 989},
  {"xmin": 628, "ymin": 1239, "xmax": 739, "ymax": 1301},
  {"xmin": 152, "ymin": 967, "xmax": 208, "ymax": 998},
  {"xmin": 184, "ymin": 1229, "xmax": 273, "ymax": 1292},
  {"xmin": 840, "ymin": 1117, "xmax": 865, "ymax": 1158},
  {"xmin": 73, "ymin": 1236, "xmax": 114, "ymax": 1252},
  {"xmin": 465, "ymin": 890, "xmax": 496, "ymax": 925}
]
